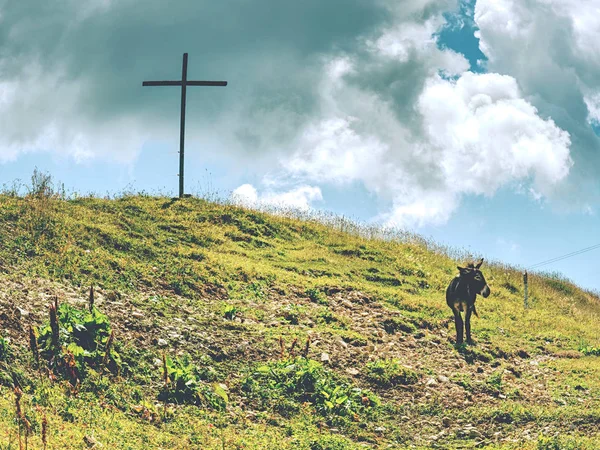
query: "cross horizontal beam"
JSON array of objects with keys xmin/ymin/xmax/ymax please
[
  {"xmin": 142, "ymin": 80, "xmax": 227, "ymax": 87},
  {"xmin": 142, "ymin": 53, "xmax": 228, "ymax": 198}
]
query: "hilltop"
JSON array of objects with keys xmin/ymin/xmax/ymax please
[{"xmin": 1, "ymin": 180, "xmax": 600, "ymax": 449}]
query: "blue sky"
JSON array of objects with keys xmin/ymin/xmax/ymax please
[{"xmin": 1, "ymin": 0, "xmax": 599, "ymax": 291}]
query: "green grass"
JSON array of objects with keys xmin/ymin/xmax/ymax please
[
  {"xmin": 1, "ymin": 173, "xmax": 600, "ymax": 448},
  {"xmin": 365, "ymin": 359, "xmax": 420, "ymax": 387}
]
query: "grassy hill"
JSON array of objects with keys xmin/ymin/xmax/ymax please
[{"xmin": 1, "ymin": 176, "xmax": 600, "ymax": 449}]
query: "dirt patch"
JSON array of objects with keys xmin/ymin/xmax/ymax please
[{"xmin": 0, "ymin": 275, "xmax": 581, "ymax": 448}]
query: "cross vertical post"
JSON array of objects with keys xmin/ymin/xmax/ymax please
[
  {"xmin": 179, "ymin": 53, "xmax": 188, "ymax": 199},
  {"xmin": 142, "ymin": 53, "xmax": 227, "ymax": 198}
]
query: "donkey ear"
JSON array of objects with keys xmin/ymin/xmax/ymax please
[
  {"xmin": 457, "ymin": 266, "xmax": 468, "ymax": 274},
  {"xmin": 475, "ymin": 258, "xmax": 484, "ymax": 269}
]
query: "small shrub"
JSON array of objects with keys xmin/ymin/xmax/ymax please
[
  {"xmin": 222, "ymin": 304, "xmax": 239, "ymax": 320},
  {"xmin": 38, "ymin": 302, "xmax": 121, "ymax": 379},
  {"xmin": 27, "ymin": 168, "xmax": 60, "ymax": 199},
  {"xmin": 22, "ymin": 169, "xmax": 66, "ymax": 248},
  {"xmin": 246, "ymin": 282, "xmax": 266, "ymax": 301},
  {"xmin": 282, "ymin": 303, "xmax": 304, "ymax": 325},
  {"xmin": 452, "ymin": 373, "xmax": 473, "ymax": 391},
  {"xmin": 306, "ymin": 288, "xmax": 328, "ymax": 305},
  {"xmin": 484, "ymin": 371, "xmax": 504, "ymax": 395},
  {"xmin": 159, "ymin": 354, "xmax": 228, "ymax": 410},
  {"xmin": 366, "ymin": 359, "xmax": 419, "ymax": 387},
  {"xmin": 579, "ymin": 345, "xmax": 600, "ymax": 356},
  {"xmin": 243, "ymin": 357, "xmax": 380, "ymax": 422}
]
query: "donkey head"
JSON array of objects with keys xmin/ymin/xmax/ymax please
[{"xmin": 457, "ymin": 258, "xmax": 491, "ymax": 298}]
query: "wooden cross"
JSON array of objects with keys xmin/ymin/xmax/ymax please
[{"xmin": 143, "ymin": 53, "xmax": 227, "ymax": 198}]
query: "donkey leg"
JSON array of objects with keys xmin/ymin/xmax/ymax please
[
  {"xmin": 465, "ymin": 307, "xmax": 473, "ymax": 345},
  {"xmin": 453, "ymin": 309, "xmax": 464, "ymax": 345}
]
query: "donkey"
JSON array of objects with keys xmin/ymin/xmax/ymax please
[{"xmin": 446, "ymin": 258, "xmax": 491, "ymax": 345}]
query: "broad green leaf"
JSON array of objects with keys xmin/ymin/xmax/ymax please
[
  {"xmin": 213, "ymin": 383, "xmax": 229, "ymax": 403},
  {"xmin": 66, "ymin": 343, "xmax": 85, "ymax": 357},
  {"xmin": 335, "ymin": 395, "xmax": 348, "ymax": 405}
]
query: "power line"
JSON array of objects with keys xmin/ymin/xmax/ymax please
[
  {"xmin": 529, "ymin": 243, "xmax": 600, "ymax": 269},
  {"xmin": 528, "ymin": 243, "xmax": 600, "ymax": 270}
]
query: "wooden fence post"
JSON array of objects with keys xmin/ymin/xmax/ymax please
[{"xmin": 523, "ymin": 271, "xmax": 529, "ymax": 309}]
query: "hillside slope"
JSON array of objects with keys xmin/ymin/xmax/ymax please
[{"xmin": 0, "ymin": 189, "xmax": 599, "ymax": 449}]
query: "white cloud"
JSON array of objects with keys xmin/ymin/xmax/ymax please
[
  {"xmin": 584, "ymin": 92, "xmax": 600, "ymax": 125},
  {"xmin": 545, "ymin": 0, "xmax": 600, "ymax": 66},
  {"xmin": 383, "ymin": 190, "xmax": 459, "ymax": 227},
  {"xmin": 231, "ymin": 184, "xmax": 259, "ymax": 204},
  {"xmin": 231, "ymin": 184, "xmax": 323, "ymax": 211},
  {"xmin": 284, "ymin": 117, "xmax": 388, "ymax": 188},
  {"xmin": 369, "ymin": 18, "xmax": 443, "ymax": 61},
  {"xmin": 418, "ymin": 72, "xmax": 572, "ymax": 196},
  {"xmin": 474, "ymin": 0, "xmax": 600, "ymax": 76},
  {"xmin": 229, "ymin": 2, "xmax": 580, "ymax": 227},
  {"xmin": 269, "ymin": 57, "xmax": 572, "ymax": 227},
  {"xmin": 1, "ymin": 0, "xmax": 594, "ymax": 226},
  {"xmin": 473, "ymin": 0, "xmax": 600, "ymax": 208},
  {"xmin": 0, "ymin": 61, "xmax": 152, "ymax": 164},
  {"xmin": 368, "ymin": 18, "xmax": 470, "ymax": 75}
]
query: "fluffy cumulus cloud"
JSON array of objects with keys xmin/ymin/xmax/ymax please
[
  {"xmin": 231, "ymin": 184, "xmax": 322, "ymax": 211},
  {"xmin": 0, "ymin": 0, "xmax": 594, "ymax": 223},
  {"xmin": 246, "ymin": 2, "xmax": 574, "ymax": 224},
  {"xmin": 474, "ymin": 0, "xmax": 600, "ymax": 199},
  {"xmin": 273, "ymin": 60, "xmax": 572, "ymax": 225},
  {"xmin": 418, "ymin": 73, "xmax": 572, "ymax": 196}
]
